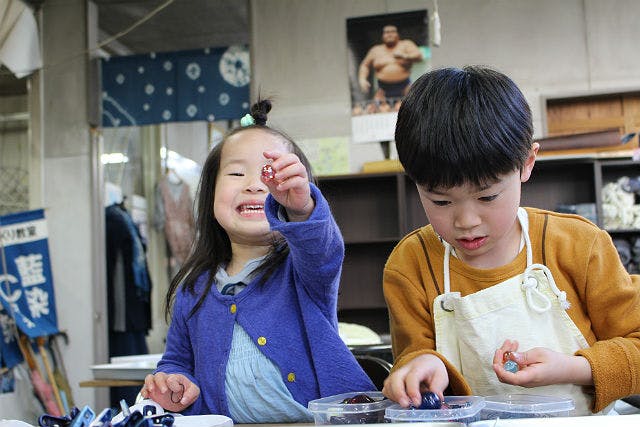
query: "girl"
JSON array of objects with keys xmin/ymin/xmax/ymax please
[{"xmin": 140, "ymin": 99, "xmax": 375, "ymax": 422}]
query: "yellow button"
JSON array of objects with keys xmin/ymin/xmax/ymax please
[
  {"xmin": 287, "ymin": 372, "xmax": 295, "ymax": 382},
  {"xmin": 229, "ymin": 304, "xmax": 236, "ymax": 314},
  {"xmin": 257, "ymin": 336, "xmax": 267, "ymax": 346}
]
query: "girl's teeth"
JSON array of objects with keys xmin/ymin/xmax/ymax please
[{"xmin": 241, "ymin": 205, "xmax": 263, "ymax": 212}]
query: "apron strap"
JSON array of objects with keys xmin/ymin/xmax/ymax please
[
  {"xmin": 443, "ymin": 241, "xmax": 452, "ymax": 294},
  {"xmin": 522, "ymin": 263, "xmax": 571, "ymax": 312},
  {"xmin": 519, "ymin": 208, "xmax": 533, "ymax": 266}
]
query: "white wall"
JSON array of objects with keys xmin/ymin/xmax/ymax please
[
  {"xmin": 38, "ymin": 0, "xmax": 100, "ymax": 415},
  {"xmin": 250, "ymin": 0, "xmax": 640, "ymax": 172}
]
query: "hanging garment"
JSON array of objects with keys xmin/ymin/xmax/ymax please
[
  {"xmin": 156, "ymin": 176, "xmax": 195, "ymax": 267},
  {"xmin": 433, "ymin": 208, "xmax": 604, "ymax": 416},
  {"xmin": 105, "ymin": 204, "xmax": 152, "ymax": 333}
]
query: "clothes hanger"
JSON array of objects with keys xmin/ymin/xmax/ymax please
[
  {"xmin": 165, "ymin": 167, "xmax": 182, "ymax": 185},
  {"xmin": 118, "ymin": 195, "xmax": 128, "ymax": 210}
]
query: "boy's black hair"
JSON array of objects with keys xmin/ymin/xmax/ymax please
[
  {"xmin": 164, "ymin": 98, "xmax": 315, "ymax": 320},
  {"xmin": 395, "ymin": 66, "xmax": 533, "ymax": 190}
]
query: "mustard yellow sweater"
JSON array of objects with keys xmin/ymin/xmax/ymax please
[{"xmin": 383, "ymin": 207, "xmax": 640, "ymax": 412}]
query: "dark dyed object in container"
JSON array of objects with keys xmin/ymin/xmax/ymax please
[
  {"xmin": 418, "ymin": 391, "xmax": 442, "ymax": 409},
  {"xmin": 341, "ymin": 394, "xmax": 376, "ymax": 404}
]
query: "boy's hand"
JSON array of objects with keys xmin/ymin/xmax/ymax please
[
  {"xmin": 493, "ymin": 339, "xmax": 593, "ymax": 387},
  {"xmin": 140, "ymin": 372, "xmax": 200, "ymax": 412},
  {"xmin": 382, "ymin": 354, "xmax": 449, "ymax": 408},
  {"xmin": 262, "ymin": 150, "xmax": 314, "ymax": 221}
]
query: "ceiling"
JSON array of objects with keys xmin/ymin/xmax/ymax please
[
  {"xmin": 0, "ymin": 0, "xmax": 249, "ymax": 96},
  {"xmin": 94, "ymin": 0, "xmax": 249, "ymax": 55}
]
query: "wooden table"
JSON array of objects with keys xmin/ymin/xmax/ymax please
[{"xmin": 79, "ymin": 379, "xmax": 144, "ymax": 387}]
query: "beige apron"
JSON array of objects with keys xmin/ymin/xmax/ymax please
[{"xmin": 433, "ymin": 208, "xmax": 601, "ymax": 416}]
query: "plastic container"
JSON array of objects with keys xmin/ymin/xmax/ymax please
[
  {"xmin": 480, "ymin": 394, "xmax": 575, "ymax": 419},
  {"xmin": 385, "ymin": 395, "xmax": 485, "ymax": 424},
  {"xmin": 307, "ymin": 391, "xmax": 394, "ymax": 425},
  {"xmin": 470, "ymin": 414, "xmax": 640, "ymax": 427}
]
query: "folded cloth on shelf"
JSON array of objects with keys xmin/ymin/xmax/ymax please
[{"xmin": 338, "ymin": 322, "xmax": 382, "ymax": 346}]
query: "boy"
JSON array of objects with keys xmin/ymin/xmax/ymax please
[{"xmin": 382, "ymin": 66, "xmax": 640, "ymax": 415}]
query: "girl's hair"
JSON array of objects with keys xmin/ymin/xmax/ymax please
[
  {"xmin": 395, "ymin": 65, "xmax": 533, "ymax": 190},
  {"xmin": 164, "ymin": 98, "xmax": 315, "ymax": 321}
]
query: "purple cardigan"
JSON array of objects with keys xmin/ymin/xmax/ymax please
[{"xmin": 156, "ymin": 184, "xmax": 375, "ymax": 415}]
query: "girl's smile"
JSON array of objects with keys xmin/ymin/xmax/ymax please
[{"xmin": 237, "ymin": 200, "xmax": 266, "ymax": 218}]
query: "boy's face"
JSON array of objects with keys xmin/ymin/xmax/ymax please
[{"xmin": 417, "ymin": 146, "xmax": 538, "ymax": 269}]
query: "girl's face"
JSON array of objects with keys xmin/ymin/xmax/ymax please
[
  {"xmin": 214, "ymin": 129, "xmax": 288, "ymax": 247},
  {"xmin": 417, "ymin": 147, "xmax": 537, "ymax": 269}
]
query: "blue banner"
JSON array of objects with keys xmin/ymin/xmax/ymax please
[
  {"xmin": 101, "ymin": 45, "xmax": 250, "ymax": 127},
  {"xmin": 0, "ymin": 306, "xmax": 21, "ymax": 368},
  {"xmin": 0, "ymin": 209, "xmax": 59, "ymax": 346}
]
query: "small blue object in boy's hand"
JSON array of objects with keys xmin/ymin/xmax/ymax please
[
  {"xmin": 418, "ymin": 391, "xmax": 442, "ymax": 409},
  {"xmin": 504, "ymin": 360, "xmax": 519, "ymax": 373}
]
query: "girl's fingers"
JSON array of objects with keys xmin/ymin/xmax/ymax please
[
  {"xmin": 275, "ymin": 162, "xmax": 307, "ymax": 181},
  {"xmin": 262, "ymin": 150, "xmax": 281, "ymax": 161},
  {"xmin": 147, "ymin": 372, "xmax": 169, "ymax": 394},
  {"xmin": 273, "ymin": 176, "xmax": 308, "ymax": 192},
  {"xmin": 261, "ymin": 152, "xmax": 307, "ymax": 186},
  {"xmin": 142, "ymin": 374, "xmax": 155, "ymax": 395},
  {"xmin": 182, "ymin": 383, "xmax": 201, "ymax": 405},
  {"xmin": 264, "ymin": 152, "xmax": 303, "ymax": 173}
]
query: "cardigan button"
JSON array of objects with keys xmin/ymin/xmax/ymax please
[
  {"xmin": 287, "ymin": 372, "xmax": 295, "ymax": 382},
  {"xmin": 257, "ymin": 336, "xmax": 267, "ymax": 346},
  {"xmin": 229, "ymin": 304, "xmax": 236, "ymax": 314}
]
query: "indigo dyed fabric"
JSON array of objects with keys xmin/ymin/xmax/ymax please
[{"xmin": 101, "ymin": 46, "xmax": 250, "ymax": 127}]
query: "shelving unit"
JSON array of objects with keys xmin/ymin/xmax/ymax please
[{"xmin": 317, "ymin": 155, "xmax": 640, "ymax": 333}]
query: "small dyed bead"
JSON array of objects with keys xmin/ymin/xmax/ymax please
[
  {"xmin": 418, "ymin": 391, "xmax": 442, "ymax": 410},
  {"xmin": 261, "ymin": 164, "xmax": 274, "ymax": 180},
  {"xmin": 341, "ymin": 394, "xmax": 376, "ymax": 404},
  {"xmin": 504, "ymin": 360, "xmax": 519, "ymax": 373}
]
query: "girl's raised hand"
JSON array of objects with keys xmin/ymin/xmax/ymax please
[
  {"xmin": 262, "ymin": 150, "xmax": 315, "ymax": 221},
  {"xmin": 140, "ymin": 372, "xmax": 201, "ymax": 412}
]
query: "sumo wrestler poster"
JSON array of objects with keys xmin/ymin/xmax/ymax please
[{"xmin": 347, "ymin": 10, "xmax": 429, "ymax": 144}]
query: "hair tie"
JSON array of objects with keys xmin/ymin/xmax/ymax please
[{"xmin": 240, "ymin": 114, "xmax": 255, "ymax": 127}]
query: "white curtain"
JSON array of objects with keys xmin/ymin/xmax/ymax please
[{"xmin": 0, "ymin": 0, "xmax": 41, "ymax": 78}]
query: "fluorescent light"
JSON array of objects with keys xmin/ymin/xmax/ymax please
[{"xmin": 101, "ymin": 153, "xmax": 129, "ymax": 164}]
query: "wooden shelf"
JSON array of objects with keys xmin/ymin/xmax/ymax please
[
  {"xmin": 317, "ymin": 156, "xmax": 640, "ymax": 333},
  {"xmin": 607, "ymin": 228, "xmax": 640, "ymax": 234},
  {"xmin": 344, "ymin": 237, "xmax": 403, "ymax": 245},
  {"xmin": 79, "ymin": 379, "xmax": 144, "ymax": 387}
]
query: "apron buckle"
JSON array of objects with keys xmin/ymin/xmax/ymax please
[{"xmin": 440, "ymin": 297, "xmax": 454, "ymax": 312}]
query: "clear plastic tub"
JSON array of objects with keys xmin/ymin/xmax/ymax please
[
  {"xmin": 307, "ymin": 391, "xmax": 394, "ymax": 425},
  {"xmin": 480, "ymin": 394, "xmax": 575, "ymax": 419},
  {"xmin": 385, "ymin": 395, "xmax": 485, "ymax": 424}
]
